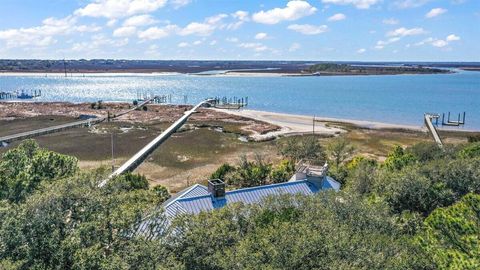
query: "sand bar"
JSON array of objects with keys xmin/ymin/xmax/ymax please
[{"xmin": 213, "ymin": 108, "xmax": 429, "ymax": 140}]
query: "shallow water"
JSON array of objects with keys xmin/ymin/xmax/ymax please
[{"xmin": 1, "ymin": 70, "xmax": 479, "ymax": 129}]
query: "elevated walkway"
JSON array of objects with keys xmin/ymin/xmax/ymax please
[
  {"xmin": 100, "ymin": 99, "xmax": 214, "ymax": 186},
  {"xmin": 424, "ymin": 113, "xmax": 443, "ymax": 149},
  {"xmin": 0, "ymin": 96, "xmax": 158, "ymax": 146}
]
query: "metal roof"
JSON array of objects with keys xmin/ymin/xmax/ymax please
[
  {"xmin": 164, "ymin": 179, "xmax": 337, "ymax": 216},
  {"xmin": 162, "ymin": 184, "xmax": 209, "ymax": 207},
  {"xmin": 135, "ymin": 176, "xmax": 340, "ymax": 238}
]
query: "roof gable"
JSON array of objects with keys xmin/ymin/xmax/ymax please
[{"xmin": 166, "ymin": 180, "xmax": 320, "ymax": 215}]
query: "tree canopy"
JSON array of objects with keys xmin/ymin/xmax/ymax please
[
  {"xmin": 1, "ymin": 139, "xmax": 480, "ymax": 269},
  {"xmin": 0, "ymin": 140, "xmax": 78, "ymax": 203}
]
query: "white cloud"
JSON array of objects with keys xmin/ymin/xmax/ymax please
[
  {"xmin": 209, "ymin": 40, "xmax": 217, "ymax": 45},
  {"xmin": 232, "ymin": 10, "xmax": 249, "ymax": 21},
  {"xmin": 123, "ymin": 15, "xmax": 158, "ymax": 27},
  {"xmin": 205, "ymin": 14, "xmax": 228, "ymax": 25},
  {"xmin": 287, "ymin": 24, "xmax": 328, "ymax": 35},
  {"xmin": 383, "ymin": 18, "xmax": 399, "ymax": 25},
  {"xmin": 289, "ymin": 42, "xmax": 301, "ymax": 52},
  {"xmin": 387, "ymin": 27, "xmax": 426, "ymax": 37},
  {"xmin": 393, "ymin": 0, "xmax": 431, "ymax": 9},
  {"xmin": 138, "ymin": 25, "xmax": 177, "ymax": 40},
  {"xmin": 75, "ymin": 0, "xmax": 167, "ymax": 19},
  {"xmin": 170, "ymin": 0, "xmax": 191, "ymax": 9},
  {"xmin": 113, "ymin": 26, "xmax": 137, "ymax": 37},
  {"xmin": 178, "ymin": 42, "xmax": 189, "ymax": 48},
  {"xmin": 375, "ymin": 37, "xmax": 401, "ymax": 49},
  {"xmin": 328, "ymin": 13, "xmax": 346, "ymax": 22},
  {"xmin": 414, "ymin": 37, "xmax": 434, "ymax": 46},
  {"xmin": 357, "ymin": 48, "xmax": 366, "ymax": 53},
  {"xmin": 227, "ymin": 11, "xmax": 250, "ymax": 30},
  {"xmin": 178, "ymin": 14, "xmax": 227, "ymax": 36},
  {"xmin": 239, "ymin": 42, "xmax": 268, "ymax": 52},
  {"xmin": 432, "ymin": 40, "xmax": 448, "ymax": 47},
  {"xmin": 0, "ymin": 16, "xmax": 99, "ymax": 48},
  {"xmin": 255, "ymin": 32, "xmax": 268, "ymax": 40},
  {"xmin": 425, "ymin": 8, "xmax": 447, "ymax": 18},
  {"xmin": 322, "ymin": 0, "xmax": 380, "ymax": 9},
  {"xmin": 446, "ymin": 34, "xmax": 460, "ymax": 41},
  {"xmin": 179, "ymin": 22, "xmax": 215, "ymax": 36},
  {"xmin": 107, "ymin": 19, "xmax": 117, "ymax": 27},
  {"xmin": 252, "ymin": 1, "xmax": 317, "ymax": 25},
  {"xmin": 414, "ymin": 34, "xmax": 460, "ymax": 48},
  {"xmin": 76, "ymin": 25, "xmax": 102, "ymax": 33}
]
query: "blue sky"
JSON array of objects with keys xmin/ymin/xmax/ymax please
[{"xmin": 0, "ymin": 0, "xmax": 478, "ymax": 61}]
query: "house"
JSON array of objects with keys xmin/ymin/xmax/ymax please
[{"xmin": 135, "ymin": 162, "xmax": 340, "ymax": 238}]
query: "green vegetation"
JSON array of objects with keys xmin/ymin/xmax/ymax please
[
  {"xmin": 211, "ymin": 155, "xmax": 295, "ymax": 188},
  {"xmin": 327, "ymin": 137, "xmax": 355, "ymax": 168},
  {"xmin": 0, "ymin": 140, "xmax": 77, "ymax": 203},
  {"xmin": 1, "ymin": 138, "xmax": 480, "ymax": 269},
  {"xmin": 306, "ymin": 63, "xmax": 449, "ymax": 75},
  {"xmin": 418, "ymin": 193, "xmax": 480, "ymax": 269},
  {"xmin": 277, "ymin": 135, "xmax": 326, "ymax": 163}
]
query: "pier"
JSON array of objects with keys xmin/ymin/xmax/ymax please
[
  {"xmin": 0, "ymin": 96, "xmax": 159, "ymax": 147},
  {"xmin": 136, "ymin": 92, "xmax": 172, "ymax": 104},
  {"xmin": 0, "ymin": 118, "xmax": 104, "ymax": 146},
  {"xmin": 211, "ymin": 96, "xmax": 248, "ymax": 109},
  {"xmin": 0, "ymin": 90, "xmax": 42, "ymax": 100},
  {"xmin": 0, "ymin": 92, "xmax": 16, "ymax": 100},
  {"xmin": 424, "ymin": 113, "xmax": 444, "ymax": 148},
  {"xmin": 100, "ymin": 98, "xmax": 214, "ymax": 186},
  {"xmin": 442, "ymin": 112, "xmax": 466, "ymax": 127}
]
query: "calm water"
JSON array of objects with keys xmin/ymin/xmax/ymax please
[{"xmin": 1, "ymin": 71, "xmax": 479, "ymax": 129}]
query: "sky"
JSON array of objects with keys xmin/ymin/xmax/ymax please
[{"xmin": 0, "ymin": 0, "xmax": 478, "ymax": 61}]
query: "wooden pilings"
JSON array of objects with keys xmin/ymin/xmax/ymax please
[
  {"xmin": 211, "ymin": 96, "xmax": 249, "ymax": 109},
  {"xmin": 441, "ymin": 111, "xmax": 466, "ymax": 126},
  {"xmin": 0, "ymin": 92, "xmax": 15, "ymax": 100},
  {"xmin": 0, "ymin": 90, "xmax": 42, "ymax": 100}
]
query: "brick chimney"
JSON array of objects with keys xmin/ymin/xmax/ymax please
[{"xmin": 208, "ymin": 179, "xmax": 225, "ymax": 199}]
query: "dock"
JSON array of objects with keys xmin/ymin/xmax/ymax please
[
  {"xmin": 424, "ymin": 113, "xmax": 444, "ymax": 148},
  {"xmin": 211, "ymin": 96, "xmax": 248, "ymax": 109},
  {"xmin": 0, "ymin": 96, "xmax": 158, "ymax": 147},
  {"xmin": 0, "ymin": 90, "xmax": 42, "ymax": 100},
  {"xmin": 0, "ymin": 118, "xmax": 104, "ymax": 145},
  {"xmin": 100, "ymin": 98, "xmax": 214, "ymax": 186},
  {"xmin": 0, "ymin": 92, "xmax": 16, "ymax": 100}
]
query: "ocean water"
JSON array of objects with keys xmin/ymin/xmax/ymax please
[{"xmin": 1, "ymin": 70, "xmax": 479, "ymax": 129}]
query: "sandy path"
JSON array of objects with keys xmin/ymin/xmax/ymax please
[
  {"xmin": 213, "ymin": 109, "xmax": 425, "ymax": 140},
  {"xmin": 212, "ymin": 109, "xmax": 344, "ymax": 140}
]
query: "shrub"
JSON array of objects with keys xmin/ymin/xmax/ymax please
[{"xmin": 458, "ymin": 142, "xmax": 480, "ymax": 159}]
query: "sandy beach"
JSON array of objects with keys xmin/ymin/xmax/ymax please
[{"xmin": 214, "ymin": 108, "xmax": 426, "ymax": 140}]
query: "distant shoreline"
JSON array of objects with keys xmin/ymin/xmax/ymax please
[
  {"xmin": 0, "ymin": 60, "xmax": 468, "ymax": 76},
  {"xmin": 0, "ymin": 69, "xmax": 454, "ymax": 77}
]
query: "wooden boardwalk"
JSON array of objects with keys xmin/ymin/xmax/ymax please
[
  {"xmin": 424, "ymin": 113, "xmax": 444, "ymax": 148},
  {"xmin": 100, "ymin": 99, "xmax": 214, "ymax": 186},
  {"xmin": 0, "ymin": 96, "xmax": 157, "ymax": 146}
]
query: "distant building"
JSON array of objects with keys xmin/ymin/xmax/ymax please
[{"xmin": 135, "ymin": 162, "xmax": 340, "ymax": 239}]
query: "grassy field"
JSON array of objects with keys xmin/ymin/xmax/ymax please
[
  {"xmin": 2, "ymin": 116, "xmax": 477, "ymax": 193},
  {"xmin": 0, "ymin": 116, "xmax": 279, "ymax": 192},
  {"xmin": 0, "ymin": 115, "xmax": 76, "ymax": 137}
]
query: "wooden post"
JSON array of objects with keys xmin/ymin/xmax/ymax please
[
  {"xmin": 111, "ymin": 133, "xmax": 115, "ymax": 173},
  {"xmin": 313, "ymin": 115, "xmax": 315, "ymax": 135}
]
